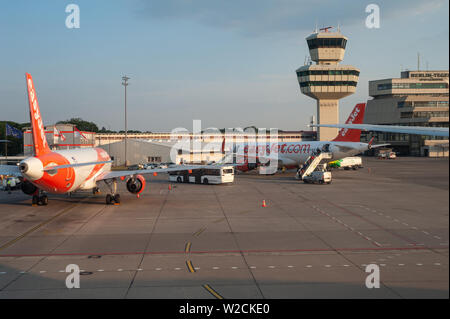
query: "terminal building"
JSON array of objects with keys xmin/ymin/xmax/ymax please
[
  {"xmin": 23, "ymin": 124, "xmax": 95, "ymax": 156},
  {"xmin": 23, "ymin": 128, "xmax": 317, "ymax": 166},
  {"xmin": 296, "ymin": 27, "xmax": 360, "ymax": 141},
  {"xmin": 363, "ymin": 70, "xmax": 449, "ymax": 157}
]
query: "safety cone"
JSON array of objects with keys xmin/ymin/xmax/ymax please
[
  {"xmin": 168, "ymin": 184, "xmax": 172, "ymax": 191},
  {"xmin": 262, "ymin": 200, "xmax": 267, "ymax": 208}
]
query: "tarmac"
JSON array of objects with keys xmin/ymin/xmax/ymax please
[{"xmin": 0, "ymin": 156, "xmax": 448, "ymax": 299}]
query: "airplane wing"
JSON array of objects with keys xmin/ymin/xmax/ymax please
[
  {"xmin": 95, "ymin": 164, "xmax": 223, "ymax": 181},
  {"xmin": 0, "ymin": 165, "xmax": 22, "ymax": 177},
  {"xmin": 311, "ymin": 124, "xmax": 449, "ymax": 137}
]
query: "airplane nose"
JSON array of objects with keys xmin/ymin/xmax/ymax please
[{"xmin": 19, "ymin": 157, "xmax": 44, "ymax": 181}]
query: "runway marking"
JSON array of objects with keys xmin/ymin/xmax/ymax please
[
  {"xmin": 185, "ymin": 242, "xmax": 192, "ymax": 253},
  {"xmin": 186, "ymin": 260, "xmax": 196, "ymax": 273},
  {"xmin": 231, "ymin": 266, "xmax": 239, "ymax": 269},
  {"xmin": 155, "ymin": 268, "xmax": 162, "ymax": 271},
  {"xmin": 0, "ymin": 204, "xmax": 78, "ymax": 252},
  {"xmin": 117, "ymin": 269, "xmax": 123, "ymax": 272},
  {"xmin": 203, "ymin": 284, "xmax": 224, "ymax": 299},
  {"xmin": 193, "ymin": 228, "xmax": 206, "ymax": 237},
  {"xmin": 1, "ymin": 245, "xmax": 447, "ymax": 258},
  {"xmin": 97, "ymin": 269, "xmax": 104, "ymax": 272},
  {"xmin": 311, "ymin": 206, "xmax": 382, "ymax": 247},
  {"xmin": 212, "ymin": 267, "xmax": 220, "ymax": 270},
  {"xmin": 174, "ymin": 268, "xmax": 181, "ymax": 271},
  {"xmin": 327, "ymin": 202, "xmax": 421, "ymax": 247},
  {"xmin": 213, "ymin": 218, "xmax": 226, "ymax": 223}
]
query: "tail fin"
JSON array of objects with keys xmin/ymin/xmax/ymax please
[
  {"xmin": 332, "ymin": 103, "xmax": 366, "ymax": 142},
  {"xmin": 25, "ymin": 73, "xmax": 51, "ymax": 156}
]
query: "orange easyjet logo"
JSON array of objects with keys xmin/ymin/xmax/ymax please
[{"xmin": 341, "ymin": 106, "xmax": 360, "ymax": 137}]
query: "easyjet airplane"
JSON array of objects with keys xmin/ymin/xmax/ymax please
[
  {"xmin": 229, "ymin": 103, "xmax": 387, "ymax": 172},
  {"xmin": 0, "ymin": 74, "xmax": 203, "ymax": 206}
]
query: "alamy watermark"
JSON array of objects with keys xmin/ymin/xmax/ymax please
[
  {"xmin": 365, "ymin": 4, "xmax": 380, "ymax": 29},
  {"xmin": 365, "ymin": 264, "xmax": 380, "ymax": 288},
  {"xmin": 169, "ymin": 120, "xmax": 280, "ymax": 174},
  {"xmin": 65, "ymin": 4, "xmax": 80, "ymax": 29},
  {"xmin": 65, "ymin": 264, "xmax": 80, "ymax": 289}
]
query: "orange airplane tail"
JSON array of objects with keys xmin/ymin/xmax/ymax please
[
  {"xmin": 25, "ymin": 73, "xmax": 51, "ymax": 156},
  {"xmin": 332, "ymin": 103, "xmax": 366, "ymax": 142}
]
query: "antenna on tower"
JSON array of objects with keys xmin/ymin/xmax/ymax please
[
  {"xmin": 314, "ymin": 21, "xmax": 318, "ymax": 33},
  {"xmin": 417, "ymin": 52, "xmax": 420, "ymax": 71},
  {"xmin": 337, "ymin": 21, "xmax": 341, "ymax": 33}
]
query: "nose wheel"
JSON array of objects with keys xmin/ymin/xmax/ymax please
[{"xmin": 32, "ymin": 194, "xmax": 48, "ymax": 206}]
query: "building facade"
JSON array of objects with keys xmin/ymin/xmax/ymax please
[
  {"xmin": 363, "ymin": 70, "xmax": 449, "ymax": 156},
  {"xmin": 23, "ymin": 124, "xmax": 95, "ymax": 156}
]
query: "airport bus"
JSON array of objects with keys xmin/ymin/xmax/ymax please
[{"xmin": 169, "ymin": 165, "xmax": 234, "ymax": 185}]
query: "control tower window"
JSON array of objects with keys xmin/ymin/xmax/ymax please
[
  {"xmin": 297, "ymin": 70, "xmax": 360, "ymax": 77},
  {"xmin": 307, "ymin": 38, "xmax": 347, "ymax": 50}
]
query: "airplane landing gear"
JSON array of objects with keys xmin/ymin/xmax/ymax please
[
  {"xmin": 104, "ymin": 179, "xmax": 120, "ymax": 205},
  {"xmin": 32, "ymin": 192, "xmax": 48, "ymax": 206},
  {"xmin": 92, "ymin": 187, "xmax": 100, "ymax": 195}
]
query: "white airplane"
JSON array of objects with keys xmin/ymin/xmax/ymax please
[
  {"xmin": 229, "ymin": 103, "xmax": 387, "ymax": 172},
  {"xmin": 0, "ymin": 73, "xmax": 208, "ymax": 206},
  {"xmin": 310, "ymin": 122, "xmax": 449, "ymax": 137}
]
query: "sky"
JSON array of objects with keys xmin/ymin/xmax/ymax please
[{"xmin": 0, "ymin": 0, "xmax": 448, "ymax": 132}]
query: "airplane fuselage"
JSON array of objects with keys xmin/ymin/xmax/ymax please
[
  {"xmin": 234, "ymin": 141, "xmax": 369, "ymax": 169},
  {"xmin": 19, "ymin": 148, "xmax": 111, "ymax": 194}
]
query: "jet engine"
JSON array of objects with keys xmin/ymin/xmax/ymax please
[
  {"xmin": 126, "ymin": 175, "xmax": 146, "ymax": 194},
  {"xmin": 21, "ymin": 179, "xmax": 38, "ymax": 195}
]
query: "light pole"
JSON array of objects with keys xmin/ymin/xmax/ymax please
[{"xmin": 121, "ymin": 76, "xmax": 130, "ymax": 167}]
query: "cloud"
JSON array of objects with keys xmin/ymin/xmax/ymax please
[{"xmin": 136, "ymin": 0, "xmax": 446, "ymax": 36}]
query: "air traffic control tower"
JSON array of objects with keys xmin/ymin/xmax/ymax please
[{"xmin": 296, "ymin": 27, "xmax": 360, "ymax": 140}]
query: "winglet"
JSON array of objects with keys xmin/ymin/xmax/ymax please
[
  {"xmin": 332, "ymin": 103, "xmax": 366, "ymax": 142},
  {"xmin": 25, "ymin": 73, "xmax": 51, "ymax": 156}
]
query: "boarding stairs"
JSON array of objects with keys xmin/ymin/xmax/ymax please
[{"xmin": 296, "ymin": 152, "xmax": 332, "ymax": 180}]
